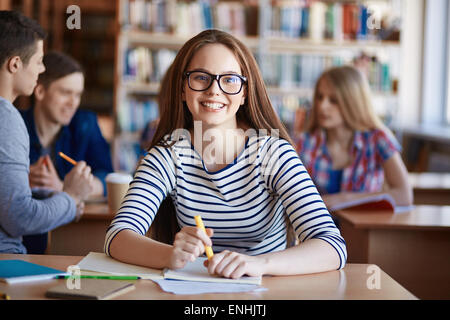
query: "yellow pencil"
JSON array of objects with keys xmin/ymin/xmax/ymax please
[
  {"xmin": 58, "ymin": 152, "xmax": 77, "ymax": 166},
  {"xmin": 194, "ymin": 215, "xmax": 214, "ymax": 260}
]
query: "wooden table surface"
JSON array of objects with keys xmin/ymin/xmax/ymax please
[
  {"xmin": 409, "ymin": 172, "xmax": 450, "ymax": 205},
  {"xmin": 82, "ymin": 201, "xmax": 113, "ymax": 220},
  {"xmin": 0, "ymin": 254, "xmax": 416, "ymax": 300},
  {"xmin": 336, "ymin": 205, "xmax": 450, "ymax": 299},
  {"xmin": 337, "ymin": 205, "xmax": 450, "ymax": 230}
]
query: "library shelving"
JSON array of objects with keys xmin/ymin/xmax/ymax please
[
  {"xmin": 113, "ymin": 0, "xmax": 406, "ymax": 173},
  {"xmin": 1, "ymin": 0, "xmax": 117, "ymax": 142}
]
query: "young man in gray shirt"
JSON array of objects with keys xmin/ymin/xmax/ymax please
[{"xmin": 0, "ymin": 11, "xmax": 94, "ymax": 253}]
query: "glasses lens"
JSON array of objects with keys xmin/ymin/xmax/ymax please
[
  {"xmin": 220, "ymin": 75, "xmax": 243, "ymax": 94},
  {"xmin": 189, "ymin": 72, "xmax": 212, "ymax": 91}
]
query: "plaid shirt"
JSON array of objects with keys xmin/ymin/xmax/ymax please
[{"xmin": 296, "ymin": 129, "xmax": 401, "ymax": 194}]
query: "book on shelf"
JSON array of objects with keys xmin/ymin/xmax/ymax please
[
  {"xmin": 259, "ymin": 52, "xmax": 392, "ymax": 93},
  {"xmin": 267, "ymin": 0, "xmax": 400, "ymax": 42},
  {"xmin": 123, "ymin": 47, "xmax": 176, "ymax": 84},
  {"xmin": 113, "ymin": 137, "xmax": 141, "ymax": 172},
  {"xmin": 120, "ymin": 0, "xmax": 250, "ymax": 37},
  {"xmin": 123, "ymin": 0, "xmax": 174, "ymax": 32},
  {"xmin": 118, "ymin": 97, "xmax": 159, "ymax": 132}
]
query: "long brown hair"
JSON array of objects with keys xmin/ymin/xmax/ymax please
[
  {"xmin": 149, "ymin": 29, "xmax": 294, "ymax": 244},
  {"xmin": 305, "ymin": 65, "xmax": 386, "ymax": 133}
]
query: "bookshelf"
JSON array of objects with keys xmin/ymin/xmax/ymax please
[
  {"xmin": 113, "ymin": 0, "xmax": 408, "ymax": 173},
  {"xmin": 1, "ymin": 0, "xmax": 117, "ymax": 141},
  {"xmin": 55, "ymin": 0, "xmax": 116, "ymax": 116}
]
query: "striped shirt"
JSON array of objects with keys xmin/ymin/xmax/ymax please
[{"xmin": 104, "ymin": 132, "xmax": 347, "ymax": 269}]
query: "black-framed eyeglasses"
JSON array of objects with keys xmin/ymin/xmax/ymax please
[{"xmin": 185, "ymin": 70, "xmax": 247, "ymax": 95}]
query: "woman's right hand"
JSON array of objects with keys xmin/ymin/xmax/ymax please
[{"xmin": 168, "ymin": 226, "xmax": 213, "ymax": 269}]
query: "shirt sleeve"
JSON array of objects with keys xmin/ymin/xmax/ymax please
[
  {"xmin": 0, "ymin": 109, "xmax": 76, "ymax": 239},
  {"xmin": 261, "ymin": 137, "xmax": 347, "ymax": 270},
  {"xmin": 104, "ymin": 145, "xmax": 176, "ymax": 256},
  {"xmin": 375, "ymin": 129, "xmax": 402, "ymax": 162}
]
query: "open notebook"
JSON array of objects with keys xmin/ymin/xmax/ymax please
[
  {"xmin": 163, "ymin": 258, "xmax": 261, "ymax": 285},
  {"xmin": 77, "ymin": 252, "xmax": 261, "ymax": 285},
  {"xmin": 328, "ymin": 193, "xmax": 414, "ymax": 214}
]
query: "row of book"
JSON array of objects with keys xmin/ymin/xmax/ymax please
[
  {"xmin": 123, "ymin": 46, "xmax": 394, "ymax": 94},
  {"xmin": 119, "ymin": 0, "xmax": 400, "ymax": 41},
  {"xmin": 123, "ymin": 46, "xmax": 177, "ymax": 83},
  {"xmin": 259, "ymin": 52, "xmax": 393, "ymax": 93},
  {"xmin": 268, "ymin": 0, "xmax": 400, "ymax": 41},
  {"xmin": 117, "ymin": 97, "xmax": 159, "ymax": 133},
  {"xmin": 120, "ymin": 0, "xmax": 257, "ymax": 36}
]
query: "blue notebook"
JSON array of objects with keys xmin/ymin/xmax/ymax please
[{"xmin": 0, "ymin": 260, "xmax": 67, "ymax": 284}]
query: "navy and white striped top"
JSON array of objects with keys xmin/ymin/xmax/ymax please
[{"xmin": 104, "ymin": 132, "xmax": 347, "ymax": 269}]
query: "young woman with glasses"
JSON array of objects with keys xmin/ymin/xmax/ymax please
[{"xmin": 104, "ymin": 29, "xmax": 346, "ymax": 278}]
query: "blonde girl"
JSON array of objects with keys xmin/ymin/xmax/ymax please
[{"xmin": 297, "ymin": 65, "xmax": 413, "ymax": 208}]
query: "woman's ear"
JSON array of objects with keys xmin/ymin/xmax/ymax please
[{"xmin": 34, "ymin": 83, "xmax": 46, "ymax": 101}]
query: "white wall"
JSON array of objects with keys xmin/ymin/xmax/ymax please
[
  {"xmin": 421, "ymin": 0, "xmax": 449, "ymax": 124},
  {"xmin": 397, "ymin": 0, "xmax": 424, "ymax": 126}
]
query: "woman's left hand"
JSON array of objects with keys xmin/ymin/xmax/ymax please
[{"xmin": 204, "ymin": 250, "xmax": 267, "ymax": 279}]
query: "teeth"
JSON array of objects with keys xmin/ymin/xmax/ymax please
[{"xmin": 202, "ymin": 102, "xmax": 224, "ymax": 110}]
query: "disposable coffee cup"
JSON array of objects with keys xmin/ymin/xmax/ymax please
[{"xmin": 106, "ymin": 172, "xmax": 133, "ymax": 215}]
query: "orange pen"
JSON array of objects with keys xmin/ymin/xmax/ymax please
[{"xmin": 58, "ymin": 152, "xmax": 77, "ymax": 166}]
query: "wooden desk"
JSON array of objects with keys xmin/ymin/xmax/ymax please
[
  {"xmin": 0, "ymin": 254, "xmax": 416, "ymax": 300},
  {"xmin": 336, "ymin": 205, "xmax": 450, "ymax": 299},
  {"xmin": 49, "ymin": 202, "xmax": 114, "ymax": 256},
  {"xmin": 409, "ymin": 172, "xmax": 450, "ymax": 205}
]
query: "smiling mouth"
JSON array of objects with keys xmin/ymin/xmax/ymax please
[{"xmin": 201, "ymin": 102, "xmax": 225, "ymax": 110}]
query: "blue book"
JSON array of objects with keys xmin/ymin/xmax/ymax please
[
  {"xmin": 300, "ymin": 7, "xmax": 309, "ymax": 37},
  {"xmin": 0, "ymin": 260, "xmax": 67, "ymax": 284},
  {"xmin": 357, "ymin": 5, "xmax": 368, "ymax": 40}
]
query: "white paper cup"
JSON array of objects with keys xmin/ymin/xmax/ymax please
[{"xmin": 106, "ymin": 173, "xmax": 133, "ymax": 215}]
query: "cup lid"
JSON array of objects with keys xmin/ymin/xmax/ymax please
[{"xmin": 106, "ymin": 172, "xmax": 133, "ymax": 184}]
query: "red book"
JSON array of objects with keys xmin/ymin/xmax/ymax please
[{"xmin": 328, "ymin": 193, "xmax": 414, "ymax": 214}]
